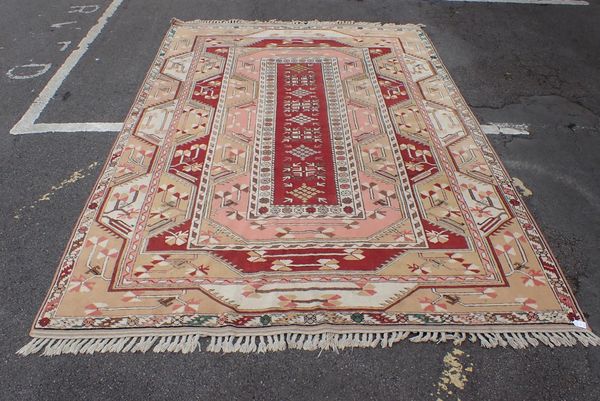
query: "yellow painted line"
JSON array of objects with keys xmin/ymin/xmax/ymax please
[
  {"xmin": 512, "ymin": 177, "xmax": 533, "ymax": 198},
  {"xmin": 14, "ymin": 162, "xmax": 98, "ymax": 219},
  {"xmin": 433, "ymin": 348, "xmax": 474, "ymax": 400}
]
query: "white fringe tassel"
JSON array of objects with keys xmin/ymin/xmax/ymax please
[
  {"xmin": 171, "ymin": 18, "xmax": 427, "ymax": 29},
  {"xmin": 16, "ymin": 330, "xmax": 600, "ymax": 356}
]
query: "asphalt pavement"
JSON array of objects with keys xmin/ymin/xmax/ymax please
[{"xmin": 1, "ymin": 0, "xmax": 599, "ymax": 400}]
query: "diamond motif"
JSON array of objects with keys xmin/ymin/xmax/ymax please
[
  {"xmin": 287, "ymin": 64, "xmax": 310, "ymax": 73},
  {"xmin": 290, "ymin": 88, "xmax": 312, "ymax": 98},
  {"xmin": 288, "ymin": 145, "xmax": 318, "ymax": 160},
  {"xmin": 288, "ymin": 183, "xmax": 323, "ymax": 203},
  {"xmin": 288, "ymin": 113, "xmax": 315, "ymax": 125}
]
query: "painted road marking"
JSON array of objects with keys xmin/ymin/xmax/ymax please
[
  {"xmin": 57, "ymin": 41, "xmax": 72, "ymax": 51},
  {"xmin": 446, "ymin": 0, "xmax": 588, "ymax": 5},
  {"xmin": 15, "ymin": 122, "xmax": 533, "ymax": 135},
  {"xmin": 10, "ymin": 0, "xmax": 124, "ymax": 135},
  {"xmin": 13, "ymin": 162, "xmax": 99, "ymax": 219},
  {"xmin": 50, "ymin": 21, "xmax": 78, "ymax": 28},
  {"xmin": 6, "ymin": 63, "xmax": 52, "ymax": 80},
  {"xmin": 20, "ymin": 122, "xmax": 124, "ymax": 134},
  {"xmin": 512, "ymin": 177, "xmax": 533, "ymax": 197},
  {"xmin": 69, "ymin": 5, "xmax": 101, "ymax": 13},
  {"xmin": 481, "ymin": 123, "xmax": 530, "ymax": 136},
  {"xmin": 6, "ymin": 0, "xmax": 544, "ymax": 136},
  {"xmin": 433, "ymin": 348, "xmax": 474, "ymax": 400}
]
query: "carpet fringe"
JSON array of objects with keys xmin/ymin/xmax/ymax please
[
  {"xmin": 170, "ymin": 18, "xmax": 426, "ymax": 29},
  {"xmin": 16, "ymin": 330, "xmax": 600, "ymax": 356}
]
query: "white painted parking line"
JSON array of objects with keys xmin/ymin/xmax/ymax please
[
  {"xmin": 17, "ymin": 122, "xmax": 531, "ymax": 136},
  {"xmin": 481, "ymin": 123, "xmax": 530, "ymax": 136},
  {"xmin": 10, "ymin": 0, "xmax": 124, "ymax": 135},
  {"xmin": 446, "ymin": 0, "xmax": 588, "ymax": 5},
  {"xmin": 8, "ymin": 0, "xmax": 560, "ymax": 137},
  {"xmin": 22, "ymin": 122, "xmax": 124, "ymax": 134}
]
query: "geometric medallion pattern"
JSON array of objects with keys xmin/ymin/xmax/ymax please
[{"xmin": 28, "ymin": 20, "xmax": 592, "ymax": 345}]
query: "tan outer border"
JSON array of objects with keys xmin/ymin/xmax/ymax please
[
  {"xmin": 28, "ymin": 21, "xmax": 180, "ymax": 337},
  {"xmin": 418, "ymin": 26, "xmax": 592, "ymax": 331}
]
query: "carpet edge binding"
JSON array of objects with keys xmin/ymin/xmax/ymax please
[{"xmin": 17, "ymin": 330, "xmax": 600, "ymax": 356}]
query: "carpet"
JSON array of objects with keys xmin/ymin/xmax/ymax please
[{"xmin": 19, "ymin": 20, "xmax": 599, "ymax": 355}]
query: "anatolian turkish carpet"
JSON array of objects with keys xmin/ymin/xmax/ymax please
[{"xmin": 20, "ymin": 20, "xmax": 599, "ymax": 356}]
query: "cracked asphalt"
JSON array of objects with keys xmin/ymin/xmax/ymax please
[{"xmin": 1, "ymin": 0, "xmax": 599, "ymax": 400}]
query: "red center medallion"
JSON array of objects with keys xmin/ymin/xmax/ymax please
[{"xmin": 273, "ymin": 62, "xmax": 338, "ymax": 206}]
